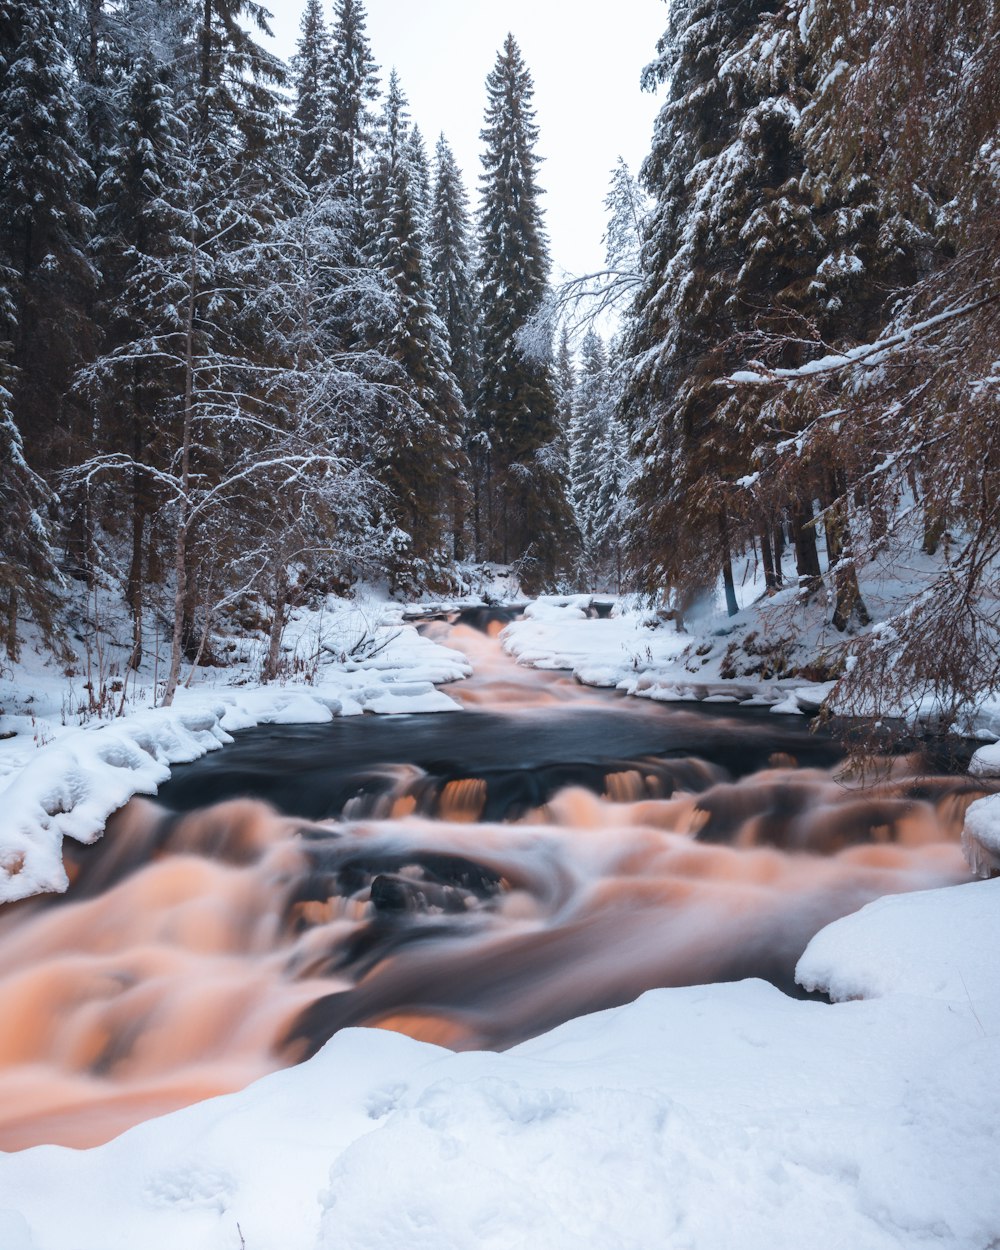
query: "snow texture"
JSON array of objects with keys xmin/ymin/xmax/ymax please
[{"xmin": 2, "ymin": 879, "xmax": 999, "ymax": 1248}]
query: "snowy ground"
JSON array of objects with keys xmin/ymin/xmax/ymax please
[
  {"xmin": 502, "ymin": 589, "xmax": 1000, "ymax": 726},
  {"xmin": 1, "ymin": 876, "xmax": 998, "ymax": 1249},
  {"xmin": 0, "ymin": 592, "xmax": 472, "ymax": 903}
]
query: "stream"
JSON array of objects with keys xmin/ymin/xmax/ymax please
[{"xmin": 0, "ymin": 611, "xmax": 991, "ymax": 1152}]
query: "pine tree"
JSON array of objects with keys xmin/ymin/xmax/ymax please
[
  {"xmin": 0, "ymin": 0, "xmax": 94, "ymax": 475},
  {"xmin": 428, "ymin": 134, "xmax": 479, "ymax": 410},
  {"xmin": 365, "ymin": 74, "xmax": 470, "ymax": 585},
  {"xmin": 476, "ymin": 34, "xmax": 574, "ymax": 588},
  {"xmin": 326, "ymin": 0, "xmax": 379, "ymax": 189},
  {"xmin": 291, "ymin": 0, "xmax": 333, "ymax": 189}
]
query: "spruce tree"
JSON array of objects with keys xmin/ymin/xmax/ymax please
[
  {"xmin": 476, "ymin": 34, "xmax": 574, "ymax": 588},
  {"xmin": 551, "ymin": 325, "xmax": 575, "ymax": 486},
  {"xmin": 569, "ymin": 330, "xmax": 611, "ymax": 549},
  {"xmin": 195, "ymin": 0, "xmax": 285, "ymax": 140},
  {"xmin": 89, "ymin": 18, "xmax": 190, "ymax": 661},
  {"xmin": 428, "ymin": 134, "xmax": 479, "ymax": 410},
  {"xmin": 620, "ymin": 0, "xmax": 811, "ymax": 613},
  {"xmin": 0, "ymin": 354, "xmax": 62, "ymax": 659},
  {"xmin": 326, "ymin": 0, "xmax": 379, "ymax": 188},
  {"xmin": 291, "ymin": 0, "xmax": 333, "ymax": 189},
  {"xmin": 0, "ymin": 0, "xmax": 94, "ymax": 474},
  {"xmin": 369, "ymin": 77, "xmax": 469, "ymax": 585},
  {"xmin": 405, "ymin": 124, "xmax": 431, "ymax": 244},
  {"xmin": 554, "ymin": 327, "xmax": 575, "ymax": 434},
  {"xmin": 364, "ymin": 68, "xmax": 409, "ymax": 228},
  {"xmin": 603, "ymin": 157, "xmax": 647, "ymax": 278}
]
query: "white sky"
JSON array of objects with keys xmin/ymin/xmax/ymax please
[{"xmin": 264, "ymin": 0, "xmax": 668, "ymax": 278}]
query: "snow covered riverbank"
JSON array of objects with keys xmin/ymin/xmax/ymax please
[
  {"xmin": 501, "ymin": 594, "xmax": 1000, "ymax": 727},
  {"xmin": 0, "ymin": 602, "xmax": 470, "ymax": 903},
  {"xmin": 501, "ymin": 597, "xmax": 1000, "ymax": 878},
  {"xmin": 1, "ymin": 875, "xmax": 998, "ymax": 1250}
]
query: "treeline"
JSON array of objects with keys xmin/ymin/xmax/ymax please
[
  {"xmin": 620, "ymin": 0, "xmax": 1000, "ymax": 723},
  {"xmin": 7, "ymin": 0, "xmax": 991, "ymax": 724},
  {"xmin": 1, "ymin": 0, "xmax": 630, "ymax": 700}
]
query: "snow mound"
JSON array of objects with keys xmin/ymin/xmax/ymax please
[
  {"xmin": 0, "ymin": 627, "xmax": 469, "ymax": 904},
  {"xmin": 501, "ymin": 601, "xmax": 837, "ymax": 718},
  {"xmin": 968, "ymin": 739, "xmax": 1000, "ymax": 778},
  {"xmin": 797, "ymin": 878, "xmax": 1000, "ymax": 1016}
]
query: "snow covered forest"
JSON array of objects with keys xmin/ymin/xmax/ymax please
[{"xmin": 1, "ymin": 0, "xmax": 998, "ymax": 729}]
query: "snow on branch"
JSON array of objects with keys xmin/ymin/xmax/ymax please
[{"xmin": 725, "ymin": 290, "xmax": 1000, "ymax": 386}]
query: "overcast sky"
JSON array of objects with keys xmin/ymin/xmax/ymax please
[{"xmin": 264, "ymin": 0, "xmax": 668, "ymax": 278}]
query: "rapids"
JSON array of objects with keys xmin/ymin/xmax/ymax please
[{"xmin": 0, "ymin": 614, "xmax": 991, "ymax": 1151}]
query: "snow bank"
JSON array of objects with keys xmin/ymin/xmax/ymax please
[
  {"xmin": 501, "ymin": 598, "xmax": 835, "ymax": 714},
  {"xmin": 2, "ymin": 878, "xmax": 999, "ymax": 1249},
  {"xmin": 0, "ymin": 627, "xmax": 469, "ymax": 904},
  {"xmin": 797, "ymin": 877, "xmax": 1000, "ymax": 1014}
]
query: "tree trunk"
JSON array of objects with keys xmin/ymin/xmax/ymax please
[
  {"xmin": 127, "ymin": 441, "xmax": 145, "ymax": 668},
  {"xmin": 792, "ymin": 496, "xmax": 823, "ymax": 596},
  {"xmin": 182, "ymin": 568, "xmax": 201, "ymax": 659},
  {"xmin": 263, "ymin": 576, "xmax": 288, "ymax": 682},
  {"xmin": 128, "ymin": 506, "xmax": 144, "ymax": 669},
  {"xmin": 719, "ymin": 512, "xmax": 739, "ymax": 617},
  {"xmin": 471, "ymin": 454, "xmax": 482, "ymax": 559},
  {"xmin": 923, "ymin": 507, "xmax": 946, "ymax": 556},
  {"xmin": 162, "ymin": 238, "xmax": 197, "ymax": 708},
  {"xmin": 199, "ymin": 0, "xmax": 213, "ymax": 112},
  {"xmin": 760, "ymin": 527, "xmax": 780, "ymax": 593},
  {"xmin": 184, "ymin": 610, "xmax": 215, "ymax": 689},
  {"xmin": 163, "ymin": 524, "xmax": 187, "ymax": 707},
  {"xmin": 825, "ymin": 475, "xmax": 871, "ymax": 632},
  {"xmin": 773, "ymin": 518, "xmax": 785, "ymax": 574},
  {"xmin": 831, "ymin": 558, "xmax": 870, "ymax": 632},
  {"xmin": 5, "ymin": 590, "xmax": 19, "ymax": 662}
]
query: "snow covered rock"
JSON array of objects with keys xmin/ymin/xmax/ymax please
[
  {"xmin": 797, "ymin": 877, "xmax": 1000, "ymax": 1014},
  {"xmin": 961, "ymin": 794, "xmax": 1000, "ymax": 878},
  {"xmin": 968, "ymin": 739, "xmax": 1000, "ymax": 778}
]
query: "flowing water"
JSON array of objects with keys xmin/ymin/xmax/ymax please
[{"xmin": 0, "ymin": 614, "xmax": 991, "ymax": 1152}]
